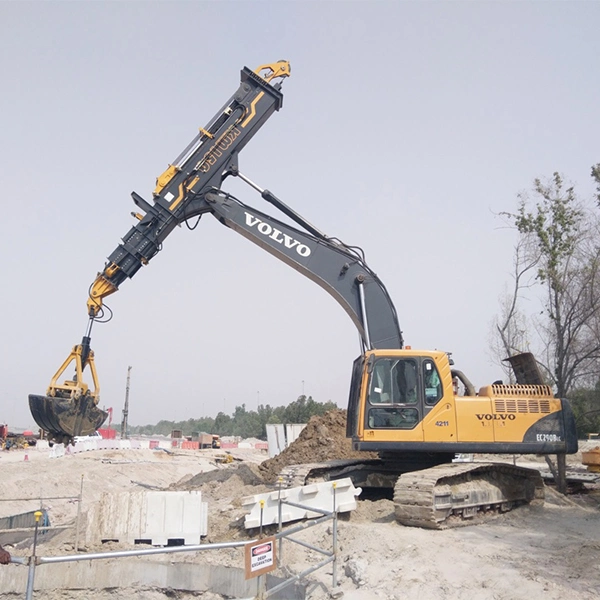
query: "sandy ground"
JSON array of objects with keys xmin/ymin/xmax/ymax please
[{"xmin": 0, "ymin": 442, "xmax": 599, "ymax": 600}]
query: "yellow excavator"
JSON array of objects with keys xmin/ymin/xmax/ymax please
[{"xmin": 29, "ymin": 60, "xmax": 577, "ymax": 528}]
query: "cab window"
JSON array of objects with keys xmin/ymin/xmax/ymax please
[
  {"xmin": 367, "ymin": 358, "xmax": 419, "ymax": 430},
  {"xmin": 368, "ymin": 407, "xmax": 419, "ymax": 429},
  {"xmin": 423, "ymin": 360, "xmax": 442, "ymax": 405},
  {"xmin": 368, "ymin": 358, "xmax": 418, "ymax": 405}
]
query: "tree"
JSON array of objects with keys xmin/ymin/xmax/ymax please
[
  {"xmin": 281, "ymin": 395, "xmax": 337, "ymax": 424},
  {"xmin": 496, "ymin": 170, "xmax": 600, "ymax": 398},
  {"xmin": 491, "ymin": 236, "xmax": 539, "ymax": 381},
  {"xmin": 592, "ymin": 163, "xmax": 600, "ymax": 206},
  {"xmin": 569, "ymin": 382, "xmax": 600, "ymax": 438},
  {"xmin": 213, "ymin": 412, "xmax": 233, "ymax": 436},
  {"xmin": 128, "ymin": 396, "xmax": 339, "ymax": 439}
]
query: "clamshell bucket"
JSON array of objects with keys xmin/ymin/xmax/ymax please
[
  {"xmin": 29, "ymin": 393, "xmax": 107, "ymax": 442},
  {"xmin": 29, "ymin": 337, "xmax": 106, "ymax": 443}
]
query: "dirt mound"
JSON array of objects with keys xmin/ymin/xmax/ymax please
[
  {"xmin": 259, "ymin": 409, "xmax": 376, "ymax": 482},
  {"xmin": 175, "ymin": 462, "xmax": 265, "ymax": 489}
]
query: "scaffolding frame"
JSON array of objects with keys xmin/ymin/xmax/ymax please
[{"xmin": 9, "ymin": 482, "xmax": 342, "ymax": 599}]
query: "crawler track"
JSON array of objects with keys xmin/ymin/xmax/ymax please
[
  {"xmin": 393, "ymin": 463, "xmax": 544, "ymax": 529},
  {"xmin": 278, "ymin": 459, "xmax": 382, "ymax": 488}
]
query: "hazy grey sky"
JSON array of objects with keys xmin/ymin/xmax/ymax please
[{"xmin": 1, "ymin": 1, "xmax": 599, "ymax": 428}]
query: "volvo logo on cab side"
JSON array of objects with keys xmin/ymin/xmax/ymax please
[
  {"xmin": 475, "ymin": 414, "xmax": 517, "ymax": 421},
  {"xmin": 244, "ymin": 212, "xmax": 312, "ymax": 257}
]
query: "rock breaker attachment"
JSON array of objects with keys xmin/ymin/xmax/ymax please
[{"xmin": 28, "ymin": 336, "xmax": 107, "ymax": 443}]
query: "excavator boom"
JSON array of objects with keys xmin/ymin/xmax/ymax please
[{"xmin": 205, "ymin": 189, "xmax": 402, "ymax": 350}]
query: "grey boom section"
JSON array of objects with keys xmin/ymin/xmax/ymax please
[{"xmin": 205, "ymin": 192, "xmax": 403, "ymax": 350}]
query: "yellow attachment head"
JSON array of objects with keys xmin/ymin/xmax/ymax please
[
  {"xmin": 47, "ymin": 343, "xmax": 100, "ymax": 401},
  {"xmin": 87, "ymin": 263, "xmax": 120, "ymax": 317},
  {"xmin": 254, "ymin": 61, "xmax": 291, "ymax": 83}
]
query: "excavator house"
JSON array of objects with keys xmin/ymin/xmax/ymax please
[{"xmin": 29, "ymin": 60, "xmax": 577, "ymax": 527}]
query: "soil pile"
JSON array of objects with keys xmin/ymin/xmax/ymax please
[
  {"xmin": 176, "ymin": 462, "xmax": 265, "ymax": 489},
  {"xmin": 259, "ymin": 409, "xmax": 376, "ymax": 482}
]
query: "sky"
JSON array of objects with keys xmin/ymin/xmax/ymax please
[{"xmin": 1, "ymin": 1, "xmax": 599, "ymax": 428}]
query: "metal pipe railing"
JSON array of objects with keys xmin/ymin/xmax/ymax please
[
  {"xmin": 0, "ymin": 526, "xmax": 68, "ymax": 534},
  {"xmin": 10, "ymin": 480, "xmax": 343, "ymax": 599},
  {"xmin": 36, "ymin": 540, "xmax": 254, "ymax": 565}
]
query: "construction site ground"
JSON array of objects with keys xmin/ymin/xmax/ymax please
[{"xmin": 1, "ymin": 414, "xmax": 599, "ymax": 599}]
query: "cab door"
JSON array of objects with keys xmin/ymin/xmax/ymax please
[
  {"xmin": 421, "ymin": 358, "xmax": 457, "ymax": 443},
  {"xmin": 362, "ymin": 356, "xmax": 424, "ymax": 442}
]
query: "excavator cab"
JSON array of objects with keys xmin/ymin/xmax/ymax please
[
  {"xmin": 348, "ymin": 349, "xmax": 577, "ymax": 456},
  {"xmin": 29, "ymin": 336, "xmax": 107, "ymax": 444}
]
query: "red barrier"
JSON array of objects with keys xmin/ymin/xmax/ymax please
[
  {"xmin": 220, "ymin": 442, "xmax": 238, "ymax": 449},
  {"xmin": 149, "ymin": 440, "xmax": 159, "ymax": 449},
  {"xmin": 181, "ymin": 441, "xmax": 200, "ymax": 450}
]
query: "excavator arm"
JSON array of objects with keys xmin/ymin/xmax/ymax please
[
  {"xmin": 87, "ymin": 61, "xmax": 290, "ymax": 318},
  {"xmin": 31, "ymin": 167, "xmax": 405, "ymax": 442},
  {"xmin": 30, "ymin": 57, "xmax": 404, "ymax": 442},
  {"xmin": 29, "ymin": 61, "xmax": 292, "ymax": 442}
]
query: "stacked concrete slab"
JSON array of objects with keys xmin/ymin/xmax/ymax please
[
  {"xmin": 86, "ymin": 491, "xmax": 208, "ymax": 546},
  {"xmin": 242, "ymin": 477, "xmax": 361, "ymax": 528}
]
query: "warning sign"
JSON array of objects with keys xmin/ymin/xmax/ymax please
[{"xmin": 245, "ymin": 536, "xmax": 276, "ymax": 579}]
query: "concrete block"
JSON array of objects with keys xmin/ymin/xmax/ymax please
[
  {"xmin": 0, "ymin": 559, "xmax": 305, "ymax": 599},
  {"xmin": 266, "ymin": 424, "xmax": 307, "ymax": 458},
  {"xmin": 87, "ymin": 491, "xmax": 208, "ymax": 546},
  {"xmin": 266, "ymin": 424, "xmax": 286, "ymax": 458},
  {"xmin": 242, "ymin": 478, "xmax": 361, "ymax": 529},
  {"xmin": 49, "ymin": 444, "xmax": 65, "ymax": 459},
  {"xmin": 144, "ymin": 492, "xmax": 207, "ymax": 545},
  {"xmin": 285, "ymin": 423, "xmax": 306, "ymax": 446},
  {"xmin": 70, "ymin": 440, "xmax": 97, "ymax": 452},
  {"xmin": 104, "ymin": 440, "xmax": 119, "ymax": 450}
]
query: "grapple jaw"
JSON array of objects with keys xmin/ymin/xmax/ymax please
[
  {"xmin": 29, "ymin": 338, "xmax": 105, "ymax": 444},
  {"xmin": 29, "ymin": 394, "xmax": 108, "ymax": 444}
]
